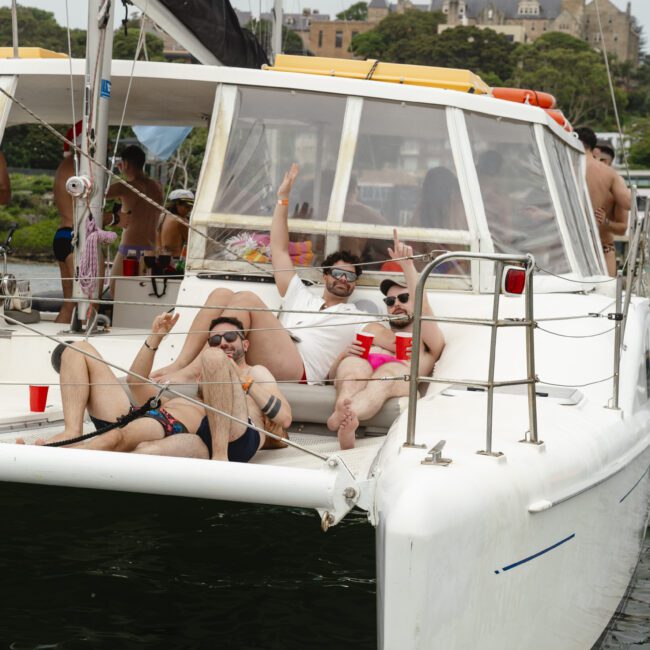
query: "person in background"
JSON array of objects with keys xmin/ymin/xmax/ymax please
[
  {"xmin": 0, "ymin": 150, "xmax": 10, "ymax": 205},
  {"xmin": 104, "ymin": 145, "xmax": 163, "ymax": 295},
  {"xmin": 326, "ymin": 231, "xmax": 444, "ymax": 449},
  {"xmin": 157, "ymin": 188, "xmax": 193, "ymax": 257},
  {"xmin": 576, "ymin": 127, "xmax": 631, "ymax": 276},
  {"xmin": 596, "ymin": 142, "xmax": 616, "ymax": 167},
  {"xmin": 51, "ymin": 122, "xmax": 82, "ymax": 324}
]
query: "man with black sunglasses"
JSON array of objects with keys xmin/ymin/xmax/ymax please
[
  {"xmin": 327, "ymin": 230, "xmax": 445, "ymax": 449},
  {"xmin": 150, "ymin": 164, "xmax": 366, "ymax": 385}
]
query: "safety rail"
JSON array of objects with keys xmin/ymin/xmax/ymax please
[{"xmin": 405, "ymin": 252, "xmax": 539, "ymax": 455}]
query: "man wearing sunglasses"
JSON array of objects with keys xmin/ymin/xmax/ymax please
[
  {"xmin": 40, "ymin": 314, "xmax": 290, "ymax": 464},
  {"xmin": 151, "ymin": 163, "xmax": 366, "ymax": 385},
  {"xmin": 326, "ymin": 230, "xmax": 445, "ymax": 449},
  {"xmin": 136, "ymin": 316, "xmax": 291, "ymax": 461}
]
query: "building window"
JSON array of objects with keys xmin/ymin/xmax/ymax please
[
  {"xmin": 335, "ymin": 31, "xmax": 343, "ymax": 48},
  {"xmin": 318, "ymin": 30, "xmax": 323, "ymax": 47}
]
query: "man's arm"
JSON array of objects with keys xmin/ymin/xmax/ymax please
[
  {"xmin": 611, "ymin": 172, "xmax": 632, "ymax": 212},
  {"xmin": 0, "ymin": 152, "xmax": 11, "ymax": 205},
  {"xmin": 270, "ymin": 164, "xmax": 299, "ymax": 297},
  {"xmin": 390, "ymin": 229, "xmax": 445, "ymax": 362},
  {"xmin": 128, "ymin": 312, "xmax": 180, "ymax": 404},
  {"xmin": 246, "ymin": 365, "xmax": 292, "ymax": 429}
]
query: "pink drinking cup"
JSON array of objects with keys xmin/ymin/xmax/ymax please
[
  {"xmin": 29, "ymin": 385, "xmax": 49, "ymax": 412},
  {"xmin": 356, "ymin": 332, "xmax": 375, "ymax": 359},
  {"xmin": 395, "ymin": 332, "xmax": 413, "ymax": 361}
]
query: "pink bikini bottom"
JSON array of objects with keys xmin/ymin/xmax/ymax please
[{"xmin": 367, "ymin": 353, "xmax": 407, "ymax": 370}]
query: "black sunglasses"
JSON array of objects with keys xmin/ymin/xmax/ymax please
[
  {"xmin": 208, "ymin": 331, "xmax": 244, "ymax": 347},
  {"xmin": 328, "ymin": 268, "xmax": 358, "ymax": 282},
  {"xmin": 383, "ymin": 293, "xmax": 410, "ymax": 307}
]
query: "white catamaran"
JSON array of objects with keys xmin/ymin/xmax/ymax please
[{"xmin": 0, "ymin": 1, "xmax": 648, "ymax": 647}]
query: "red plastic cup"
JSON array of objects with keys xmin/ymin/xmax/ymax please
[
  {"xmin": 29, "ymin": 385, "xmax": 49, "ymax": 412},
  {"xmin": 356, "ymin": 332, "xmax": 375, "ymax": 359},
  {"xmin": 395, "ymin": 332, "xmax": 413, "ymax": 361},
  {"xmin": 123, "ymin": 257, "xmax": 138, "ymax": 277}
]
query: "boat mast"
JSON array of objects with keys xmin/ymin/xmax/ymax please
[
  {"xmin": 10, "ymin": 0, "xmax": 19, "ymax": 57},
  {"xmin": 271, "ymin": 0, "xmax": 283, "ymax": 63},
  {"xmin": 71, "ymin": 0, "xmax": 115, "ymax": 330}
]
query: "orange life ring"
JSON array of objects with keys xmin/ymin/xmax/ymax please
[
  {"xmin": 492, "ymin": 87, "xmax": 557, "ymax": 109},
  {"xmin": 544, "ymin": 108, "xmax": 572, "ymax": 132}
]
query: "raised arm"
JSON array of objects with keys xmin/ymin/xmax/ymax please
[
  {"xmin": 389, "ymin": 229, "xmax": 445, "ymax": 361},
  {"xmin": 128, "ymin": 311, "xmax": 180, "ymax": 405},
  {"xmin": 270, "ymin": 164, "xmax": 299, "ymax": 297}
]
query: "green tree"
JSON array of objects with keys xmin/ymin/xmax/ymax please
[
  {"xmin": 336, "ymin": 2, "xmax": 368, "ymax": 21},
  {"xmin": 2, "ymin": 125, "xmax": 66, "ymax": 170},
  {"xmin": 0, "ymin": 6, "xmax": 85, "ymax": 56},
  {"xmin": 508, "ymin": 33, "xmax": 626, "ymax": 127},
  {"xmin": 400, "ymin": 26, "xmax": 516, "ymax": 84},
  {"xmin": 628, "ymin": 117, "xmax": 650, "ymax": 167},
  {"xmin": 350, "ymin": 10, "xmax": 446, "ymax": 62},
  {"xmin": 113, "ymin": 20, "xmax": 166, "ymax": 61}
]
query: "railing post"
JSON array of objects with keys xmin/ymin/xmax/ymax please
[
  {"xmin": 477, "ymin": 261, "xmax": 504, "ymax": 457},
  {"xmin": 521, "ymin": 258, "xmax": 541, "ymax": 445},
  {"xmin": 404, "ymin": 258, "xmax": 429, "ymax": 449},
  {"xmin": 608, "ymin": 271, "xmax": 623, "ymax": 411}
]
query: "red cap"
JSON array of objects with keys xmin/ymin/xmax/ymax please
[{"xmin": 63, "ymin": 120, "xmax": 83, "ymax": 156}]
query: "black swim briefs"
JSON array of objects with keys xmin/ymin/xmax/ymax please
[
  {"xmin": 89, "ymin": 407, "xmax": 188, "ymax": 437},
  {"xmin": 195, "ymin": 416, "xmax": 260, "ymax": 462},
  {"xmin": 52, "ymin": 227, "xmax": 73, "ymax": 262}
]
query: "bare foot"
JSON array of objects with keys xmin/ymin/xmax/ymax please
[
  {"xmin": 338, "ymin": 408, "xmax": 359, "ymax": 450},
  {"xmin": 327, "ymin": 398, "xmax": 351, "ymax": 432}
]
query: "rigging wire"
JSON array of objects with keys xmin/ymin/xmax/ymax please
[{"xmin": 64, "ymin": 0, "xmax": 79, "ymax": 177}]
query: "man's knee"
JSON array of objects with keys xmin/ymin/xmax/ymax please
[
  {"xmin": 230, "ymin": 290, "xmax": 265, "ymax": 307},
  {"xmin": 206, "ymin": 287, "xmax": 234, "ymax": 304},
  {"xmin": 61, "ymin": 341, "xmax": 97, "ymax": 363},
  {"xmin": 200, "ymin": 347, "xmax": 228, "ymax": 375},
  {"xmin": 338, "ymin": 356, "xmax": 370, "ymax": 376}
]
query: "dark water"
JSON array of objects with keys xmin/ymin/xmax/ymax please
[
  {"xmin": 0, "ymin": 483, "xmax": 376, "ymax": 649},
  {"xmin": 0, "ymin": 483, "xmax": 647, "ymax": 650}
]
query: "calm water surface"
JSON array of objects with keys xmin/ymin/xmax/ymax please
[{"xmin": 2, "ymin": 262, "xmax": 648, "ymax": 649}]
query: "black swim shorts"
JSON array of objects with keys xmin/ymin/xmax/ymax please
[
  {"xmin": 195, "ymin": 416, "xmax": 260, "ymax": 462},
  {"xmin": 52, "ymin": 227, "xmax": 73, "ymax": 262}
]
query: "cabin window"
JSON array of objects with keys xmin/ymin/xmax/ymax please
[
  {"xmin": 544, "ymin": 132, "xmax": 601, "ymax": 276},
  {"xmin": 465, "ymin": 112, "xmax": 571, "ymax": 274},
  {"xmin": 345, "ymin": 99, "xmax": 471, "ymax": 273},
  {"xmin": 214, "ymin": 87, "xmax": 346, "ymax": 221}
]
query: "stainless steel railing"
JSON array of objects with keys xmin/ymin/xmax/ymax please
[{"xmin": 404, "ymin": 252, "xmax": 540, "ymax": 455}]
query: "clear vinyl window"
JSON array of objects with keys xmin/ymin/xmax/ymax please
[{"xmin": 465, "ymin": 113, "xmax": 570, "ymax": 274}]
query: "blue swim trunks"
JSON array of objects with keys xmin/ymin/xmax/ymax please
[{"xmin": 196, "ymin": 417, "xmax": 260, "ymax": 462}]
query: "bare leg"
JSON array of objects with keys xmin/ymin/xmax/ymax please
[
  {"xmin": 201, "ymin": 348, "xmax": 250, "ymax": 460},
  {"xmin": 150, "ymin": 287, "xmax": 235, "ymax": 381},
  {"xmin": 604, "ymin": 249, "xmax": 617, "ymax": 277},
  {"xmin": 133, "ymin": 433, "xmax": 209, "ymax": 458},
  {"xmin": 54, "ymin": 255, "xmax": 74, "ymax": 324},
  {"xmin": 349, "ymin": 362, "xmax": 409, "ymax": 421},
  {"xmin": 221, "ymin": 291, "xmax": 304, "ymax": 381},
  {"xmin": 327, "ymin": 357, "xmax": 372, "ymax": 432},
  {"xmin": 46, "ymin": 342, "xmax": 131, "ymax": 444}
]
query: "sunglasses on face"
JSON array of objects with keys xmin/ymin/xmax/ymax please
[
  {"xmin": 383, "ymin": 293, "xmax": 410, "ymax": 308},
  {"xmin": 208, "ymin": 331, "xmax": 244, "ymax": 347},
  {"xmin": 328, "ymin": 268, "xmax": 358, "ymax": 282}
]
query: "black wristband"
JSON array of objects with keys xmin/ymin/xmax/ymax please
[{"xmin": 144, "ymin": 340, "xmax": 158, "ymax": 351}]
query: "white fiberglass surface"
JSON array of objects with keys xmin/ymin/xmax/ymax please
[
  {"xmin": 544, "ymin": 131, "xmax": 601, "ymax": 276},
  {"xmin": 465, "ymin": 112, "xmax": 571, "ymax": 274}
]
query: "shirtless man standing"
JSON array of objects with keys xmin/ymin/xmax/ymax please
[
  {"xmin": 326, "ymin": 231, "xmax": 445, "ymax": 449},
  {"xmin": 576, "ymin": 127, "xmax": 631, "ymax": 276},
  {"xmin": 51, "ymin": 124, "xmax": 81, "ymax": 323},
  {"xmin": 105, "ymin": 145, "xmax": 163, "ymax": 295}
]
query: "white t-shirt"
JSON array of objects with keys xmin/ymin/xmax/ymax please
[{"xmin": 280, "ymin": 275, "xmax": 363, "ymax": 383}]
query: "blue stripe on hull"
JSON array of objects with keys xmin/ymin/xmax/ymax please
[{"xmin": 495, "ymin": 533, "xmax": 575, "ymax": 574}]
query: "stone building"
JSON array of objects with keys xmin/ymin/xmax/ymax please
[{"xmin": 341, "ymin": 0, "xmax": 641, "ymax": 63}]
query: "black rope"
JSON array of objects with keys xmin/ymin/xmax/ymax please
[{"xmin": 45, "ymin": 394, "xmax": 160, "ymax": 448}]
